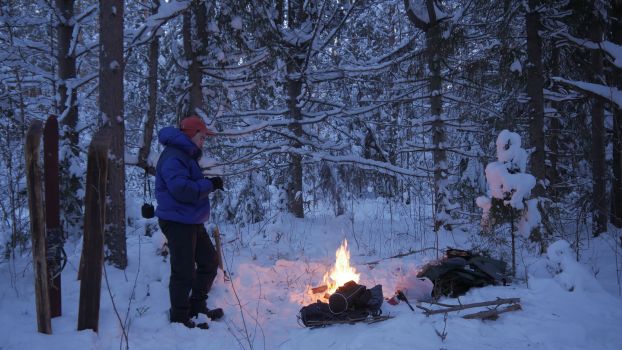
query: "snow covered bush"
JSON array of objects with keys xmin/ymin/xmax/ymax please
[
  {"xmin": 529, "ymin": 240, "xmax": 603, "ymax": 293},
  {"xmin": 476, "ymin": 130, "xmax": 542, "ymax": 274}
]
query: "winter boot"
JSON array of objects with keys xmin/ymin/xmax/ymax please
[
  {"xmin": 190, "ymin": 300, "xmax": 224, "ymax": 320},
  {"xmin": 170, "ymin": 309, "xmax": 209, "ymax": 329}
]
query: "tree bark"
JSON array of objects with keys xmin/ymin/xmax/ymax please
[
  {"xmin": 404, "ymin": 0, "xmax": 451, "ymax": 234},
  {"xmin": 589, "ymin": 12, "xmax": 607, "ymax": 236},
  {"xmin": 138, "ymin": 0, "xmax": 160, "ymax": 172},
  {"xmin": 526, "ymin": 0, "xmax": 546, "ymax": 244},
  {"xmin": 284, "ymin": 0, "xmax": 307, "ymax": 218},
  {"xmin": 182, "ymin": 0, "xmax": 206, "ymax": 116},
  {"xmin": 428, "ymin": 24, "xmax": 449, "ymax": 234},
  {"xmin": 56, "ymin": 0, "xmax": 82, "ymax": 236},
  {"xmin": 548, "ymin": 44, "xmax": 561, "ymax": 197},
  {"xmin": 610, "ymin": 0, "xmax": 622, "ymax": 228},
  {"xmin": 286, "ymin": 58, "xmax": 305, "ymax": 218},
  {"xmin": 100, "ymin": 0, "xmax": 127, "ymax": 268}
]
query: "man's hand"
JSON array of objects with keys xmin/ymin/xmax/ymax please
[{"xmin": 209, "ymin": 177, "xmax": 224, "ymax": 191}]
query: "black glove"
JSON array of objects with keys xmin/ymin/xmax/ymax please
[{"xmin": 209, "ymin": 176, "xmax": 224, "ymax": 191}]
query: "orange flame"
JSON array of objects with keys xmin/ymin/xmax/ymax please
[{"xmin": 322, "ymin": 239, "xmax": 360, "ymax": 295}]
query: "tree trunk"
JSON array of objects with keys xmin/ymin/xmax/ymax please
[
  {"xmin": 548, "ymin": 44, "xmax": 561, "ymax": 196},
  {"xmin": 56, "ymin": 0, "xmax": 82, "ymax": 236},
  {"xmin": 138, "ymin": 0, "xmax": 160, "ymax": 172},
  {"xmin": 284, "ymin": 0, "xmax": 306, "ymax": 218},
  {"xmin": 589, "ymin": 13, "xmax": 607, "ymax": 236},
  {"xmin": 614, "ymin": 108, "xmax": 622, "ymax": 228},
  {"xmin": 427, "ymin": 24, "xmax": 449, "ymax": 234},
  {"xmin": 404, "ymin": 0, "xmax": 451, "ymax": 234},
  {"xmin": 100, "ymin": 0, "xmax": 127, "ymax": 269},
  {"xmin": 286, "ymin": 58, "xmax": 305, "ymax": 218},
  {"xmin": 610, "ymin": 0, "xmax": 622, "ymax": 228},
  {"xmin": 182, "ymin": 0, "xmax": 206, "ymax": 116},
  {"xmin": 526, "ymin": 0, "xmax": 546, "ymax": 245}
]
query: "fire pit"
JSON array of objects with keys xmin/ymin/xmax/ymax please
[{"xmin": 300, "ymin": 239, "xmax": 389, "ymax": 327}]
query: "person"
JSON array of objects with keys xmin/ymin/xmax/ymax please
[{"xmin": 155, "ymin": 115, "xmax": 225, "ymax": 329}]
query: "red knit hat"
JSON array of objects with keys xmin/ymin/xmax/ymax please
[{"xmin": 180, "ymin": 116, "xmax": 215, "ymax": 138}]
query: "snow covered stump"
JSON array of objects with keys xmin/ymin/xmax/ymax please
[{"xmin": 476, "ymin": 130, "xmax": 541, "ymax": 276}]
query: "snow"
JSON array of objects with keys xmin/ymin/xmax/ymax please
[
  {"xmin": 517, "ymin": 198, "xmax": 541, "ymax": 238},
  {"xmin": 533, "ymin": 240, "xmax": 604, "ymax": 293},
  {"xmin": 1, "ymin": 197, "xmax": 622, "ymax": 350},
  {"xmin": 510, "ymin": 59, "xmax": 522, "ymax": 74},
  {"xmin": 208, "ymin": 20, "xmax": 219, "ymax": 33},
  {"xmin": 560, "ymin": 32, "xmax": 622, "ymax": 69},
  {"xmin": 408, "ymin": 0, "xmax": 430, "ymax": 23},
  {"xmin": 552, "ymin": 77, "xmax": 622, "ymax": 109},
  {"xmin": 109, "ymin": 60, "xmax": 120, "ymax": 70},
  {"xmin": 481, "ymin": 130, "xmax": 536, "ymax": 210},
  {"xmin": 477, "ymin": 130, "xmax": 540, "ymax": 237},
  {"xmin": 231, "ymin": 16, "xmax": 243, "ymax": 31}
]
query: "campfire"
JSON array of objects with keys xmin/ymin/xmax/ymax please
[
  {"xmin": 309, "ymin": 239, "xmax": 360, "ymax": 298},
  {"xmin": 300, "ymin": 239, "xmax": 389, "ymax": 327}
]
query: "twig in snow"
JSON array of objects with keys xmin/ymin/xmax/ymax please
[{"xmin": 363, "ymin": 247, "xmax": 439, "ymax": 265}]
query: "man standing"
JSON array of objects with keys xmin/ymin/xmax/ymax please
[{"xmin": 155, "ymin": 115, "xmax": 224, "ymax": 329}]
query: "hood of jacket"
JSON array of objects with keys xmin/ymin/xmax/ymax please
[{"xmin": 158, "ymin": 126, "xmax": 202, "ymax": 159}]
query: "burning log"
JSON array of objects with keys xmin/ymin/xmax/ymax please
[{"xmin": 311, "ymin": 285, "xmax": 327, "ymax": 294}]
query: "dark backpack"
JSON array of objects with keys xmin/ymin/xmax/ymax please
[{"xmin": 417, "ymin": 249, "xmax": 508, "ymax": 298}]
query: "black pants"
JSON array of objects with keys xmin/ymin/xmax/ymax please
[{"xmin": 159, "ymin": 219, "xmax": 219, "ymax": 321}]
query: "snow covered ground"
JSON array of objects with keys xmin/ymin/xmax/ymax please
[{"xmin": 1, "ymin": 200, "xmax": 622, "ymax": 350}]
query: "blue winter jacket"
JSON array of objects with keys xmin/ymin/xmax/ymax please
[{"xmin": 155, "ymin": 127, "xmax": 215, "ymax": 224}]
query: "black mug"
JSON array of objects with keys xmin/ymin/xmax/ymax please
[
  {"xmin": 328, "ymin": 281, "xmax": 368, "ymax": 314},
  {"xmin": 141, "ymin": 203, "xmax": 155, "ymax": 219}
]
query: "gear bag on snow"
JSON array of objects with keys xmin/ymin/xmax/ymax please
[
  {"xmin": 299, "ymin": 282, "xmax": 383, "ymax": 327},
  {"xmin": 417, "ymin": 248, "xmax": 509, "ymax": 298}
]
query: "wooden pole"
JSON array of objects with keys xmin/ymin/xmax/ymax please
[
  {"xmin": 77, "ymin": 130, "xmax": 111, "ymax": 332},
  {"xmin": 25, "ymin": 120, "xmax": 52, "ymax": 334}
]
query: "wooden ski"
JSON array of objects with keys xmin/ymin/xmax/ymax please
[
  {"xmin": 77, "ymin": 130, "xmax": 111, "ymax": 332},
  {"xmin": 25, "ymin": 120, "xmax": 52, "ymax": 334},
  {"xmin": 44, "ymin": 115, "xmax": 62, "ymax": 318},
  {"xmin": 302, "ymin": 314, "xmax": 394, "ymax": 329}
]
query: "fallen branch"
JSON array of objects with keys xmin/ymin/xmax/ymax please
[
  {"xmin": 416, "ymin": 297, "xmax": 520, "ymax": 316},
  {"xmin": 364, "ymin": 247, "xmax": 439, "ymax": 265},
  {"xmin": 462, "ymin": 303, "xmax": 522, "ymax": 320}
]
